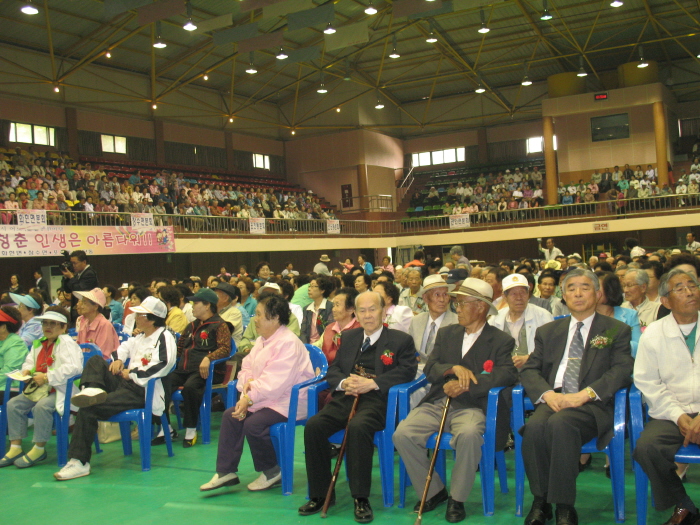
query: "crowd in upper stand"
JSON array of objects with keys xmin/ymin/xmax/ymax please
[{"xmin": 0, "ymin": 148, "xmax": 337, "ymax": 223}]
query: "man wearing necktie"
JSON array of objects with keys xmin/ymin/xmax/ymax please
[
  {"xmin": 299, "ymin": 291, "xmax": 417, "ymax": 523},
  {"xmin": 520, "ymin": 269, "xmax": 633, "ymax": 525}
]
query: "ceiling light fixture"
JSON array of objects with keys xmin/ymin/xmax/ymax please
[
  {"xmin": 291, "ymin": 130, "xmax": 296, "ymax": 135},
  {"xmin": 229, "ymin": 117, "xmax": 234, "ymax": 123},
  {"xmin": 365, "ymin": 1, "xmax": 377, "ymax": 15},
  {"xmin": 426, "ymin": 31, "xmax": 437, "ymax": 43},
  {"xmin": 246, "ymin": 52, "xmax": 257, "ymax": 74},
  {"xmin": 324, "ymin": 23, "xmax": 336, "ymax": 35},
  {"xmin": 276, "ymin": 47, "xmax": 288, "ymax": 60},
  {"xmin": 540, "ymin": 0, "xmax": 553, "ymax": 21},
  {"xmin": 475, "ymin": 78, "xmax": 486, "ymax": 93},
  {"xmin": 21, "ymin": 2, "xmax": 38, "ymax": 15},
  {"xmin": 638, "ymin": 45, "xmax": 648, "ymax": 68},
  {"xmin": 389, "ymin": 35, "xmax": 400, "ymax": 59},
  {"xmin": 54, "ymin": 85, "xmax": 60, "ymax": 93},
  {"xmin": 336, "ymin": 107, "xmax": 341, "ymax": 112},
  {"xmin": 152, "ymin": 103, "xmax": 158, "ymax": 109},
  {"xmin": 577, "ymin": 56, "xmax": 588, "ymax": 77},
  {"xmin": 203, "ymin": 74, "xmax": 208, "ymax": 80},
  {"xmin": 521, "ymin": 75, "xmax": 532, "ymax": 86},
  {"xmin": 153, "ymin": 21, "xmax": 167, "ymax": 48},
  {"xmin": 610, "ymin": 0, "xmax": 623, "ymax": 7},
  {"xmin": 478, "ymin": 9, "xmax": 490, "ymax": 33},
  {"xmin": 183, "ymin": 2, "xmax": 197, "ymax": 31},
  {"xmin": 317, "ymin": 83, "xmax": 327, "ymax": 94},
  {"xmin": 375, "ymin": 99, "xmax": 384, "ymax": 109},
  {"xmin": 105, "ymin": 51, "xmax": 112, "ymax": 58}
]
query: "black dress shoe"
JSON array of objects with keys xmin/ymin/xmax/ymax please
[
  {"xmin": 298, "ymin": 495, "xmax": 335, "ymax": 516},
  {"xmin": 446, "ymin": 498, "xmax": 466, "ymax": 523},
  {"xmin": 354, "ymin": 497, "xmax": 373, "ymax": 523},
  {"xmin": 525, "ymin": 497, "xmax": 553, "ymax": 525},
  {"xmin": 183, "ymin": 435, "xmax": 197, "ymax": 448},
  {"xmin": 661, "ymin": 506, "xmax": 700, "ymax": 525},
  {"xmin": 555, "ymin": 505, "xmax": 578, "ymax": 525},
  {"xmin": 578, "ymin": 455, "xmax": 592, "ymax": 472},
  {"xmin": 414, "ymin": 487, "xmax": 449, "ymax": 513},
  {"xmin": 151, "ymin": 429, "xmax": 178, "ymax": 446}
]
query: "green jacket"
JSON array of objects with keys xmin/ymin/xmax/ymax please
[{"xmin": 0, "ymin": 333, "xmax": 28, "ymax": 390}]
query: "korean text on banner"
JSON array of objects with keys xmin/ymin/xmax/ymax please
[
  {"xmin": 249, "ymin": 218, "xmax": 266, "ymax": 235},
  {"xmin": 131, "ymin": 213, "xmax": 155, "ymax": 228},
  {"xmin": 17, "ymin": 209, "xmax": 47, "ymax": 227},
  {"xmin": 327, "ymin": 220, "xmax": 340, "ymax": 235},
  {"xmin": 449, "ymin": 214, "xmax": 471, "ymax": 230}
]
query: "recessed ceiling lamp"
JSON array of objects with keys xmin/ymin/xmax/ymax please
[
  {"xmin": 203, "ymin": 74, "xmax": 208, "ymax": 80},
  {"xmin": 105, "ymin": 51, "xmax": 112, "ymax": 58},
  {"xmin": 21, "ymin": 2, "xmax": 38, "ymax": 15},
  {"xmin": 365, "ymin": 1, "xmax": 377, "ymax": 15}
]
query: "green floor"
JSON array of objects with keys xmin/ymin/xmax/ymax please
[{"xmin": 0, "ymin": 416, "xmax": 692, "ymax": 525}]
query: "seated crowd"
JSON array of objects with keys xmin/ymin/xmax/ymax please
[
  {"xmin": 0, "ymin": 148, "xmax": 337, "ymax": 225},
  {"xmin": 2, "ymin": 242, "xmax": 700, "ymax": 525}
]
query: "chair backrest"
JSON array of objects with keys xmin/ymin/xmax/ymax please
[
  {"xmin": 305, "ymin": 344, "xmax": 328, "ymax": 378},
  {"xmin": 79, "ymin": 343, "xmax": 103, "ymax": 364}
]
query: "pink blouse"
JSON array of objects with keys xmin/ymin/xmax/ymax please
[{"xmin": 237, "ymin": 324, "xmax": 314, "ymax": 418}]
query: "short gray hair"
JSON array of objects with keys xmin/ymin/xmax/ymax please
[
  {"xmin": 625, "ymin": 268, "xmax": 649, "ymax": 287},
  {"xmin": 354, "ymin": 290, "xmax": 385, "ymax": 310},
  {"xmin": 561, "ymin": 268, "xmax": 600, "ymax": 291},
  {"xmin": 659, "ymin": 268, "xmax": 699, "ymax": 297},
  {"xmin": 450, "ymin": 245, "xmax": 464, "ymax": 256}
]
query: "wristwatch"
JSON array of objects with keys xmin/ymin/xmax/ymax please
[{"xmin": 585, "ymin": 387, "xmax": 596, "ymax": 400}]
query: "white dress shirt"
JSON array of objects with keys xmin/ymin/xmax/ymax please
[
  {"xmin": 338, "ymin": 327, "xmax": 384, "ymax": 390},
  {"xmin": 420, "ymin": 312, "xmax": 447, "ymax": 355},
  {"xmin": 461, "ymin": 323, "xmax": 485, "ymax": 358}
]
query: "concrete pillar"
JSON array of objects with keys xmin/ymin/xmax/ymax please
[
  {"xmin": 477, "ymin": 127, "xmax": 488, "ymax": 164},
  {"xmin": 225, "ymin": 131, "xmax": 235, "ymax": 172},
  {"xmin": 357, "ymin": 164, "xmax": 369, "ymax": 210},
  {"xmin": 154, "ymin": 119, "xmax": 165, "ymax": 165},
  {"xmin": 653, "ymin": 101, "xmax": 669, "ymax": 187},
  {"xmin": 543, "ymin": 116, "xmax": 558, "ymax": 205},
  {"xmin": 65, "ymin": 107, "xmax": 79, "ymax": 160}
]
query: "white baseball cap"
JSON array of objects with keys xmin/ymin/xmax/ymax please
[
  {"xmin": 130, "ymin": 296, "xmax": 167, "ymax": 318},
  {"xmin": 502, "ymin": 273, "xmax": 530, "ymax": 293}
]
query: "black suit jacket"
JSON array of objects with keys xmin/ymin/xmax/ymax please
[
  {"xmin": 36, "ymin": 277, "xmax": 50, "ymax": 303},
  {"xmin": 520, "ymin": 313, "xmax": 633, "ymax": 448},
  {"xmin": 325, "ymin": 327, "xmax": 417, "ymax": 396}
]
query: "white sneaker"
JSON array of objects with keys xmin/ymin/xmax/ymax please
[
  {"xmin": 71, "ymin": 388, "xmax": 108, "ymax": 408},
  {"xmin": 54, "ymin": 459, "xmax": 90, "ymax": 480},
  {"xmin": 247, "ymin": 471, "xmax": 282, "ymax": 491},
  {"xmin": 200, "ymin": 473, "xmax": 240, "ymax": 492}
]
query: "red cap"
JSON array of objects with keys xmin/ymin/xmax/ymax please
[{"xmin": 0, "ymin": 310, "xmax": 18, "ymax": 325}]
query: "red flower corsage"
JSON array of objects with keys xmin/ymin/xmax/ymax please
[
  {"xmin": 140, "ymin": 357, "xmax": 149, "ymax": 366},
  {"xmin": 200, "ymin": 331, "xmax": 208, "ymax": 340},
  {"xmin": 382, "ymin": 322, "xmax": 389, "ymax": 328},
  {"xmin": 380, "ymin": 349, "xmax": 394, "ymax": 365},
  {"xmin": 482, "ymin": 360, "xmax": 494, "ymax": 373}
]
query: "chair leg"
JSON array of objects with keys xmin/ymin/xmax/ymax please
[
  {"xmin": 379, "ymin": 436, "xmax": 394, "ymax": 507},
  {"xmin": 399, "ymin": 458, "xmax": 410, "ymax": 508},
  {"xmin": 119, "ymin": 422, "xmax": 133, "ymax": 455},
  {"xmin": 610, "ymin": 446, "xmax": 626, "ymax": 523},
  {"xmin": 93, "ymin": 434, "xmax": 102, "ymax": 454},
  {"xmin": 496, "ymin": 450, "xmax": 508, "ymax": 494},
  {"xmin": 138, "ymin": 413, "xmax": 152, "ymax": 471},
  {"xmin": 480, "ymin": 444, "xmax": 495, "ymax": 516},
  {"xmin": 54, "ymin": 412, "xmax": 67, "ymax": 467},
  {"xmin": 514, "ymin": 431, "xmax": 525, "ymax": 517},
  {"xmin": 161, "ymin": 415, "xmax": 174, "ymax": 458},
  {"xmin": 634, "ymin": 460, "xmax": 649, "ymax": 525},
  {"xmin": 200, "ymin": 402, "xmax": 211, "ymax": 445}
]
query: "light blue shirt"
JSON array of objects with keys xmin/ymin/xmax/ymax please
[{"xmin": 19, "ymin": 317, "xmax": 43, "ymax": 348}]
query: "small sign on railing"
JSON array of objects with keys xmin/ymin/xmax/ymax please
[
  {"xmin": 449, "ymin": 214, "xmax": 471, "ymax": 230},
  {"xmin": 249, "ymin": 217, "xmax": 266, "ymax": 234},
  {"xmin": 131, "ymin": 213, "xmax": 154, "ymax": 228},
  {"xmin": 327, "ymin": 219, "xmax": 340, "ymax": 234},
  {"xmin": 17, "ymin": 209, "xmax": 47, "ymax": 227}
]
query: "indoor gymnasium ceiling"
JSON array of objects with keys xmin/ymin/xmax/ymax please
[{"xmin": 0, "ymin": 0, "xmax": 699, "ymax": 139}]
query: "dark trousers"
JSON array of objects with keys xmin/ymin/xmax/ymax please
[
  {"xmin": 216, "ymin": 407, "xmax": 286, "ymax": 474},
  {"xmin": 521, "ymin": 403, "xmax": 598, "ymax": 505},
  {"xmin": 69, "ymin": 356, "xmax": 144, "ymax": 463},
  {"xmin": 170, "ymin": 369, "xmax": 206, "ymax": 429},
  {"xmin": 633, "ymin": 418, "xmax": 690, "ymax": 511},
  {"xmin": 305, "ymin": 390, "xmax": 386, "ymax": 499}
]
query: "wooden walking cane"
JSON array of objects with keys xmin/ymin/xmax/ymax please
[
  {"xmin": 321, "ymin": 394, "xmax": 360, "ymax": 518},
  {"xmin": 415, "ymin": 397, "xmax": 452, "ymax": 525}
]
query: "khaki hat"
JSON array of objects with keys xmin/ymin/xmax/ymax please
[
  {"xmin": 502, "ymin": 273, "xmax": 529, "ymax": 293},
  {"xmin": 319, "ymin": 254, "xmax": 331, "ymax": 262},
  {"xmin": 449, "ymin": 278, "xmax": 498, "ymax": 316},
  {"xmin": 422, "ymin": 274, "xmax": 448, "ymax": 291},
  {"xmin": 73, "ymin": 288, "xmax": 107, "ymax": 308},
  {"xmin": 545, "ymin": 260, "xmax": 562, "ymax": 271}
]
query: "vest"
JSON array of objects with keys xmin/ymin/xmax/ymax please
[{"xmin": 178, "ymin": 314, "xmax": 227, "ymax": 374}]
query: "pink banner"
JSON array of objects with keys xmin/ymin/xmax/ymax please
[
  {"xmin": 137, "ymin": 0, "xmax": 186, "ymax": 26},
  {"xmin": 0, "ymin": 224, "xmax": 176, "ymax": 257}
]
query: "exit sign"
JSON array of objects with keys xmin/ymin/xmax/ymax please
[{"xmin": 594, "ymin": 93, "xmax": 608, "ymax": 101}]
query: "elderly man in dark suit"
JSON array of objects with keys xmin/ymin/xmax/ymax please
[
  {"xmin": 299, "ymin": 290, "xmax": 417, "ymax": 523},
  {"xmin": 520, "ymin": 268, "xmax": 633, "ymax": 525},
  {"xmin": 394, "ymin": 278, "xmax": 518, "ymax": 523}
]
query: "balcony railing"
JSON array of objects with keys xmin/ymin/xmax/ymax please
[{"xmin": 1, "ymin": 193, "xmax": 697, "ymax": 237}]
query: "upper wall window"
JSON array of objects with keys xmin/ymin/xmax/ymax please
[
  {"xmin": 526, "ymin": 136, "xmax": 557, "ymax": 154},
  {"xmin": 101, "ymin": 134, "xmax": 127, "ymax": 154},
  {"xmin": 412, "ymin": 147, "xmax": 466, "ymax": 167},
  {"xmin": 253, "ymin": 153, "xmax": 270, "ymax": 170},
  {"xmin": 9, "ymin": 122, "xmax": 55, "ymax": 146}
]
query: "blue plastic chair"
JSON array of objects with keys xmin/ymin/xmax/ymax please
[
  {"xmin": 79, "ymin": 343, "xmax": 104, "ymax": 362},
  {"xmin": 226, "ymin": 344, "xmax": 329, "ymax": 495},
  {"xmin": 94, "ymin": 371, "xmax": 175, "ymax": 471},
  {"xmin": 303, "ymin": 377, "xmax": 408, "ymax": 508},
  {"xmin": 512, "ymin": 385, "xmax": 628, "ymax": 523},
  {"xmin": 172, "ymin": 339, "xmax": 237, "ymax": 444},
  {"xmin": 0, "ymin": 376, "xmax": 14, "ymax": 446},
  {"xmin": 629, "ymin": 384, "xmax": 700, "ymax": 525},
  {"xmin": 396, "ymin": 376, "xmax": 508, "ymax": 516}
]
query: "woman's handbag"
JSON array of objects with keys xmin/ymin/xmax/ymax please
[{"xmin": 22, "ymin": 379, "xmax": 51, "ymax": 402}]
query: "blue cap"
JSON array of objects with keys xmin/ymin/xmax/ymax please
[{"xmin": 10, "ymin": 292, "xmax": 41, "ymax": 311}]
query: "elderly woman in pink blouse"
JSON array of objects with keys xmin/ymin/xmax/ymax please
[{"xmin": 200, "ymin": 294, "xmax": 314, "ymax": 493}]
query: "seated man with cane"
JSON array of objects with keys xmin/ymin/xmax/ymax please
[
  {"xmin": 299, "ymin": 290, "xmax": 417, "ymax": 523},
  {"xmin": 393, "ymin": 278, "xmax": 518, "ymax": 523}
]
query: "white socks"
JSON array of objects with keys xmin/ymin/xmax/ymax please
[{"xmin": 185, "ymin": 428, "xmax": 196, "ymax": 440}]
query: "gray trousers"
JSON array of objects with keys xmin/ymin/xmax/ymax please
[
  {"xmin": 393, "ymin": 400, "xmax": 485, "ymax": 503},
  {"xmin": 7, "ymin": 392, "xmax": 57, "ymax": 443}
]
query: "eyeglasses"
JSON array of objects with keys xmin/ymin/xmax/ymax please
[
  {"xmin": 670, "ymin": 283, "xmax": 699, "ymax": 295},
  {"xmin": 622, "ymin": 283, "xmax": 640, "ymax": 289},
  {"xmin": 41, "ymin": 320, "xmax": 62, "ymax": 328},
  {"xmin": 454, "ymin": 299, "xmax": 479, "ymax": 309}
]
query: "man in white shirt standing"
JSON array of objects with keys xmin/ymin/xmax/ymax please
[
  {"xmin": 686, "ymin": 232, "xmax": 700, "ymax": 253},
  {"xmin": 633, "ymin": 269, "xmax": 700, "ymax": 525},
  {"xmin": 538, "ymin": 238, "xmax": 564, "ymax": 262}
]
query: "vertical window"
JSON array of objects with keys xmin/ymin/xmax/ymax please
[
  {"xmin": 418, "ymin": 152, "xmax": 431, "ymax": 166},
  {"xmin": 101, "ymin": 134, "xmax": 127, "ymax": 154},
  {"xmin": 431, "ymin": 150, "xmax": 444, "ymax": 165},
  {"xmin": 526, "ymin": 137, "xmax": 543, "ymax": 154},
  {"xmin": 253, "ymin": 153, "xmax": 270, "ymax": 170},
  {"xmin": 443, "ymin": 148, "xmax": 456, "ymax": 164}
]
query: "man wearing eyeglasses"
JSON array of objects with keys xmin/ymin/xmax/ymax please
[
  {"xmin": 621, "ymin": 268, "xmax": 661, "ymax": 329},
  {"xmin": 393, "ymin": 278, "xmax": 517, "ymax": 523},
  {"xmin": 633, "ymin": 269, "xmax": 700, "ymax": 525},
  {"xmin": 520, "ymin": 269, "xmax": 633, "ymax": 525}
]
